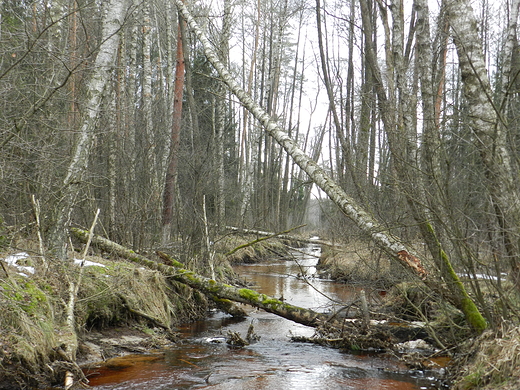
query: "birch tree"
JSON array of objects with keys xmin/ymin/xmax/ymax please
[
  {"xmin": 49, "ymin": 0, "xmax": 131, "ymax": 258},
  {"xmin": 447, "ymin": 0, "xmax": 520, "ymax": 289},
  {"xmin": 214, "ymin": 0, "xmax": 232, "ymax": 227}
]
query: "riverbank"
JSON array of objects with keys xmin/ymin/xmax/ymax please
[
  {"xmin": 316, "ymin": 239, "xmax": 520, "ymax": 390},
  {"xmin": 0, "ymin": 233, "xmax": 289, "ymax": 389},
  {"xmin": 1, "ymin": 234, "xmax": 519, "ymax": 389}
]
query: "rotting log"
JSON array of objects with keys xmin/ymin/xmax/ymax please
[{"xmin": 71, "ymin": 228, "xmax": 328, "ymax": 327}]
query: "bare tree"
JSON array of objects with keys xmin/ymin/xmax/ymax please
[
  {"xmin": 162, "ymin": 9, "xmax": 186, "ymax": 244},
  {"xmin": 49, "ymin": 0, "xmax": 131, "ymax": 258},
  {"xmin": 447, "ymin": 0, "xmax": 520, "ymax": 290}
]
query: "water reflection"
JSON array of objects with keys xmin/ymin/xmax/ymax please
[
  {"xmin": 85, "ymin": 245, "xmax": 443, "ymax": 390},
  {"xmin": 233, "ymin": 246, "xmax": 362, "ymax": 313}
]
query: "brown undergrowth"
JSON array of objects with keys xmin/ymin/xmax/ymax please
[
  {"xmin": 214, "ymin": 233, "xmax": 291, "ymax": 264},
  {"xmin": 316, "ymin": 241, "xmax": 411, "ymax": 287},
  {"xmin": 451, "ymin": 326, "xmax": 520, "ymax": 390}
]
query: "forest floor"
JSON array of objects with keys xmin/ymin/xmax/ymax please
[{"xmin": 0, "ymin": 234, "xmax": 519, "ymax": 389}]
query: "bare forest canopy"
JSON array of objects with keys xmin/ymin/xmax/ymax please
[{"xmin": 1, "ymin": 0, "xmax": 520, "ymax": 333}]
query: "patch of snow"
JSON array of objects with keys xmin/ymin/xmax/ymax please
[
  {"xmin": 4, "ymin": 252, "xmax": 29, "ymax": 266},
  {"xmin": 3, "ymin": 252, "xmax": 34, "ymax": 276},
  {"xmin": 73, "ymin": 258, "xmax": 106, "ymax": 268},
  {"xmin": 397, "ymin": 339, "xmax": 436, "ymax": 352},
  {"xmin": 17, "ymin": 266, "xmax": 35, "ymax": 274}
]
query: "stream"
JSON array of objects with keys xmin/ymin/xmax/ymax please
[{"xmin": 84, "ymin": 243, "xmax": 446, "ymax": 389}]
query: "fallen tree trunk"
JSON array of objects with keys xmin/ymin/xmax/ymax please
[
  {"xmin": 71, "ymin": 228, "xmax": 433, "ymax": 348},
  {"xmin": 225, "ymin": 225, "xmax": 338, "ymax": 247},
  {"xmin": 71, "ymin": 228, "xmax": 327, "ymax": 327},
  {"xmin": 172, "ymin": 0, "xmax": 487, "ymax": 333}
]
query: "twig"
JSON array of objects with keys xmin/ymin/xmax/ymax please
[
  {"xmin": 0, "ymin": 260, "xmax": 10, "ymax": 279},
  {"xmin": 31, "ymin": 195, "xmax": 46, "ymax": 267},
  {"xmin": 80, "ymin": 208, "xmax": 101, "ymax": 262},
  {"xmin": 65, "ymin": 208, "xmax": 101, "ymax": 358},
  {"xmin": 202, "ymin": 195, "xmax": 215, "ymax": 279}
]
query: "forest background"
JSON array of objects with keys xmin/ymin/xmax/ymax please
[{"xmin": 1, "ymin": 0, "xmax": 520, "ymax": 343}]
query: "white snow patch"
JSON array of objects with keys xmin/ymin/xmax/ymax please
[
  {"xmin": 3, "ymin": 252, "xmax": 35, "ymax": 275},
  {"xmin": 397, "ymin": 339, "xmax": 437, "ymax": 352},
  {"xmin": 4, "ymin": 252, "xmax": 30, "ymax": 266},
  {"xmin": 73, "ymin": 258, "xmax": 106, "ymax": 268}
]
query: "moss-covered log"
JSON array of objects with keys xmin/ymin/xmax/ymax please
[{"xmin": 71, "ymin": 228, "xmax": 328, "ymax": 327}]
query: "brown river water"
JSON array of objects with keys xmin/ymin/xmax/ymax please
[{"xmin": 84, "ymin": 244, "xmax": 447, "ymax": 389}]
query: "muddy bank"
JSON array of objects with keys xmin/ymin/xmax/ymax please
[{"xmin": 0, "ymin": 234, "xmax": 289, "ymax": 389}]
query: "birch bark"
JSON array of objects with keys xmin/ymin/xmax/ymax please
[
  {"xmin": 359, "ymin": 0, "xmax": 486, "ymax": 331},
  {"xmin": 49, "ymin": 0, "xmax": 130, "ymax": 258},
  {"xmin": 142, "ymin": 2, "xmax": 158, "ymax": 191},
  {"xmin": 215, "ymin": 0, "xmax": 232, "ymax": 227},
  {"xmin": 447, "ymin": 0, "xmax": 520, "ymax": 289}
]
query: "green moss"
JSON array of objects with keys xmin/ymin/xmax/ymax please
[
  {"xmin": 238, "ymin": 288, "xmax": 261, "ymax": 301},
  {"xmin": 0, "ymin": 280, "xmax": 49, "ymax": 316},
  {"xmin": 261, "ymin": 298, "xmax": 282, "ymax": 309},
  {"xmin": 425, "ymin": 222, "xmax": 488, "ymax": 333}
]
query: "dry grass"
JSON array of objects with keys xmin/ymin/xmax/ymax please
[
  {"xmin": 453, "ymin": 326, "xmax": 520, "ymax": 390},
  {"xmin": 317, "ymin": 242, "xmax": 409, "ymax": 286},
  {"xmin": 0, "ymin": 246, "xmax": 209, "ymax": 387},
  {"xmin": 214, "ymin": 234, "xmax": 290, "ymax": 264}
]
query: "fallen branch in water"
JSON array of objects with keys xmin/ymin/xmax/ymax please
[
  {"xmin": 224, "ymin": 225, "xmax": 338, "ymax": 247},
  {"xmin": 225, "ymin": 225, "xmax": 306, "ymax": 256}
]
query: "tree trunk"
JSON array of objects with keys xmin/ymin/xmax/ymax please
[
  {"xmin": 49, "ymin": 0, "xmax": 130, "ymax": 259},
  {"xmin": 447, "ymin": 0, "xmax": 520, "ymax": 289},
  {"xmin": 359, "ymin": 0, "xmax": 486, "ymax": 332},
  {"xmin": 162, "ymin": 13, "xmax": 185, "ymax": 244},
  {"xmin": 72, "ymin": 227, "xmax": 327, "ymax": 327},
  {"xmin": 215, "ymin": 0, "xmax": 232, "ymax": 228},
  {"xmin": 173, "ymin": 0, "xmax": 487, "ymax": 332},
  {"xmin": 71, "ymin": 227, "xmax": 428, "ymax": 346}
]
